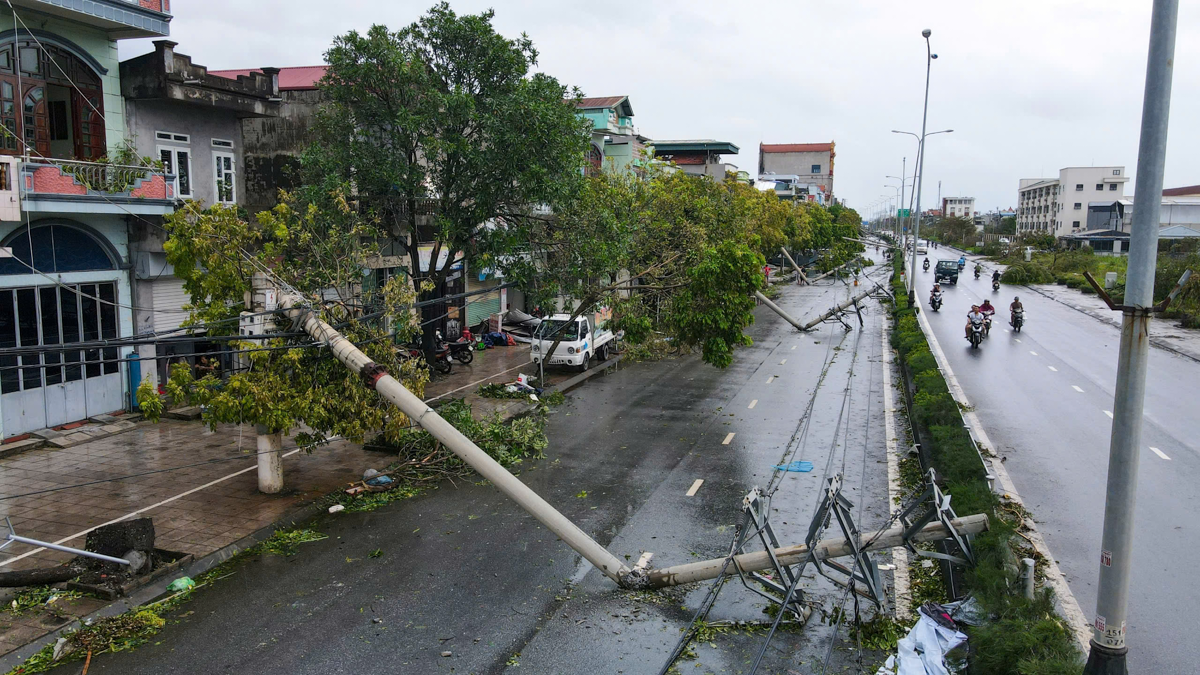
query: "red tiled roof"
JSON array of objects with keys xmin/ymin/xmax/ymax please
[
  {"xmin": 668, "ymin": 155, "xmax": 707, "ymax": 165},
  {"xmin": 1163, "ymin": 184, "xmax": 1200, "ymax": 196},
  {"xmin": 760, "ymin": 142, "xmax": 834, "ymax": 153},
  {"xmin": 209, "ymin": 66, "xmax": 328, "ymax": 91}
]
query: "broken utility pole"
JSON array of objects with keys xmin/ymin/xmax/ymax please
[
  {"xmin": 779, "ymin": 247, "xmax": 807, "ymax": 285},
  {"xmin": 755, "ymin": 286, "xmax": 879, "ymax": 333},
  {"xmin": 249, "ymin": 272, "xmax": 285, "ymax": 494},
  {"xmin": 646, "ymin": 513, "xmax": 988, "ymax": 588},
  {"xmin": 280, "ymin": 294, "xmax": 635, "ymax": 584}
]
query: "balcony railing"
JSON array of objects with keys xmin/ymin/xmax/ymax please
[{"xmin": 13, "ymin": 157, "xmax": 177, "ymax": 216}]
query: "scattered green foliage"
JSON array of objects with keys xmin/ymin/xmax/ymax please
[
  {"xmin": 478, "ymin": 382, "xmax": 535, "ymax": 400},
  {"xmin": 5, "ymin": 586, "xmax": 82, "ymax": 616},
  {"xmin": 259, "ymin": 528, "xmax": 329, "ymax": 556}
]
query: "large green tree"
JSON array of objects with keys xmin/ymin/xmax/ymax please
[
  {"xmin": 304, "ymin": 3, "xmax": 591, "ymax": 348},
  {"xmin": 490, "ymin": 167, "xmax": 768, "ymax": 369}
]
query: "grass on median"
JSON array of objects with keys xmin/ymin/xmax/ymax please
[{"xmin": 889, "ymin": 253, "xmax": 1082, "ymax": 674}]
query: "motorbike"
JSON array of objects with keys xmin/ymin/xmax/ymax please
[
  {"xmin": 929, "ymin": 293, "xmax": 943, "ymax": 311},
  {"xmin": 968, "ymin": 317, "xmax": 985, "ymax": 349},
  {"xmin": 430, "ymin": 343, "xmax": 454, "ymax": 374},
  {"xmin": 1012, "ymin": 308, "xmax": 1024, "ymax": 332},
  {"xmin": 974, "ymin": 266, "xmax": 982, "ymax": 279},
  {"xmin": 992, "ymin": 279, "xmax": 1001, "ymax": 292},
  {"xmin": 436, "ymin": 330, "xmax": 475, "ymax": 365},
  {"xmin": 923, "ymin": 259, "xmax": 930, "ymax": 272}
]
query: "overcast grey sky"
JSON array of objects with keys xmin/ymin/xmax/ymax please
[{"xmin": 121, "ymin": 1, "xmax": 1200, "ymax": 217}]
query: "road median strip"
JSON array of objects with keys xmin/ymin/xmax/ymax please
[{"xmin": 889, "ymin": 254, "xmax": 1087, "ymax": 668}]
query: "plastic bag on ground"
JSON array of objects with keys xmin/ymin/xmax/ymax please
[
  {"xmin": 166, "ymin": 576, "xmax": 195, "ymax": 592},
  {"xmin": 874, "ymin": 604, "xmax": 967, "ymax": 675}
]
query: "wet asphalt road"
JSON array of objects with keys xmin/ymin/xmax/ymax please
[
  {"xmin": 916, "ymin": 247, "xmax": 1200, "ymax": 673},
  {"xmin": 61, "ymin": 262, "xmax": 901, "ymax": 674}
]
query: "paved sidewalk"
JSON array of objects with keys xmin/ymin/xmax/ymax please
[{"xmin": 0, "ymin": 341, "xmax": 568, "ymax": 658}]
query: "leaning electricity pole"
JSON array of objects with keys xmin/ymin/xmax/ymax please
[{"xmin": 1084, "ymin": 1, "xmax": 1178, "ymax": 672}]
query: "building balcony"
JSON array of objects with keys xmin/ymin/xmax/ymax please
[
  {"xmin": 7, "ymin": 157, "xmax": 176, "ymax": 217},
  {"xmin": 10, "ymin": 0, "xmax": 171, "ymax": 38}
]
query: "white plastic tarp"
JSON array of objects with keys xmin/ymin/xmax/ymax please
[{"xmin": 874, "ymin": 610, "xmax": 967, "ymax": 675}]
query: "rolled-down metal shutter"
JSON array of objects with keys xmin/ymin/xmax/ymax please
[
  {"xmin": 466, "ymin": 292, "xmax": 501, "ymax": 327},
  {"xmin": 150, "ymin": 277, "xmax": 192, "ymax": 334}
]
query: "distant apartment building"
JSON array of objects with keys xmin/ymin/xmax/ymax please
[
  {"xmin": 1016, "ymin": 166, "xmax": 1128, "ymax": 237},
  {"xmin": 758, "ymin": 142, "xmax": 834, "ymax": 200},
  {"xmin": 941, "ymin": 197, "xmax": 975, "ymax": 219}
]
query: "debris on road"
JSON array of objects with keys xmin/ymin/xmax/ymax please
[{"xmin": 873, "ymin": 603, "xmax": 967, "ymax": 675}]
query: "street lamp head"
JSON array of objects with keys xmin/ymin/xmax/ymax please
[{"xmin": 922, "ymin": 28, "xmax": 931, "ymax": 38}]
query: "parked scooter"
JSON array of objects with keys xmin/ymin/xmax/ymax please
[
  {"xmin": 430, "ymin": 342, "xmax": 454, "ymax": 374},
  {"xmin": 436, "ymin": 330, "xmax": 475, "ymax": 365}
]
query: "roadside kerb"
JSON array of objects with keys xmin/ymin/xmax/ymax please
[{"xmin": 913, "ymin": 289, "xmax": 1092, "ymax": 650}]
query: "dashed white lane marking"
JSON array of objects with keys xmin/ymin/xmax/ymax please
[
  {"xmin": 748, "ymin": 399, "xmax": 758, "ymax": 409},
  {"xmin": 722, "ymin": 432, "xmax": 735, "ymax": 445},
  {"xmin": 1048, "ymin": 366, "xmax": 1058, "ymax": 372},
  {"xmin": 1030, "ymin": 351, "xmax": 1039, "ymax": 356},
  {"xmin": 780, "ymin": 358, "xmax": 787, "ymax": 365},
  {"xmin": 686, "ymin": 479, "xmax": 705, "ymax": 496},
  {"xmin": 1104, "ymin": 410, "xmax": 1113, "ymax": 419},
  {"xmin": 1015, "ymin": 338, "xmax": 1022, "ymax": 343},
  {"xmin": 766, "ymin": 375, "xmax": 775, "ymax": 384},
  {"xmin": 1150, "ymin": 447, "xmax": 1172, "ymax": 460},
  {"xmin": 791, "ymin": 345, "xmax": 796, "ymax": 350},
  {"xmin": 1072, "ymin": 385, "xmax": 1085, "ymax": 393}
]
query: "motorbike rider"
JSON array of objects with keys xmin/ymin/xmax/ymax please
[
  {"xmin": 930, "ymin": 283, "xmax": 943, "ymax": 305},
  {"xmin": 979, "ymin": 299, "xmax": 996, "ymax": 333},
  {"xmin": 992, "ymin": 269, "xmax": 1002, "ymax": 284},
  {"xmin": 966, "ymin": 304, "xmax": 986, "ymax": 340},
  {"xmin": 1010, "ymin": 296, "xmax": 1024, "ymax": 325},
  {"xmin": 923, "ymin": 257, "xmax": 930, "ymax": 270}
]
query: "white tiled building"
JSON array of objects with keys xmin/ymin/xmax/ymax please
[
  {"xmin": 941, "ymin": 197, "xmax": 975, "ymax": 219},
  {"xmin": 1017, "ymin": 167, "xmax": 1129, "ymax": 237}
]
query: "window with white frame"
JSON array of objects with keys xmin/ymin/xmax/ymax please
[
  {"xmin": 213, "ymin": 152, "xmax": 235, "ymax": 204},
  {"xmin": 155, "ymin": 131, "xmax": 192, "ymax": 198},
  {"xmin": 211, "ymin": 138, "xmax": 233, "ymax": 150}
]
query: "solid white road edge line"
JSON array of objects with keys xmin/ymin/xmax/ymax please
[
  {"xmin": 0, "ymin": 447, "xmax": 305, "ymax": 568},
  {"xmin": 722, "ymin": 432, "xmax": 735, "ymax": 445},
  {"xmin": 686, "ymin": 479, "xmax": 705, "ymax": 496},
  {"xmin": 1149, "ymin": 447, "xmax": 1171, "ymax": 461},
  {"xmin": 914, "ymin": 300, "xmax": 1091, "ymax": 650},
  {"xmin": 881, "ymin": 311, "xmax": 912, "ymax": 620}
]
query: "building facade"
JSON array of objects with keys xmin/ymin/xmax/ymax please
[
  {"xmin": 941, "ymin": 197, "xmax": 975, "ymax": 219},
  {"xmin": 1017, "ymin": 166, "xmax": 1128, "ymax": 237},
  {"xmin": 0, "ymin": 0, "xmax": 175, "ymax": 438},
  {"xmin": 758, "ymin": 142, "xmax": 835, "ymax": 199},
  {"xmin": 575, "ymin": 95, "xmax": 648, "ymax": 177},
  {"xmin": 649, "ymin": 139, "xmax": 739, "ymax": 182},
  {"xmin": 121, "ymin": 41, "xmax": 280, "ymax": 388}
]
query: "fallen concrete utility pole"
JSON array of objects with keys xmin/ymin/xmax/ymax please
[
  {"xmin": 806, "ymin": 258, "xmax": 861, "ymax": 284},
  {"xmin": 754, "ymin": 291, "xmax": 805, "ymax": 331},
  {"xmin": 801, "ymin": 286, "xmax": 879, "ymax": 330},
  {"xmin": 754, "ymin": 285, "xmax": 879, "ymax": 332},
  {"xmin": 281, "ymin": 296, "xmax": 633, "ymax": 584},
  {"xmin": 779, "ymin": 247, "xmax": 808, "ymax": 285},
  {"xmin": 843, "ymin": 236, "xmax": 900, "ymax": 251},
  {"xmin": 646, "ymin": 513, "xmax": 988, "ymax": 588}
]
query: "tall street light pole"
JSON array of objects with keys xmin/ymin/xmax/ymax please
[
  {"xmin": 909, "ymin": 28, "xmax": 936, "ymax": 299},
  {"xmin": 1084, "ymin": 1, "xmax": 1178, "ymax": 672},
  {"xmin": 893, "ymin": 128, "xmax": 952, "ymax": 250}
]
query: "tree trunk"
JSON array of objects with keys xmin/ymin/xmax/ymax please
[{"xmin": 0, "ymin": 563, "xmax": 82, "ymax": 587}]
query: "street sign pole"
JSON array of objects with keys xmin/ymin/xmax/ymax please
[{"xmin": 1084, "ymin": 1, "xmax": 1178, "ymax": 672}]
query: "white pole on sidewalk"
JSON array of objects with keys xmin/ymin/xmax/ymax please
[
  {"xmin": 282, "ymin": 296, "xmax": 633, "ymax": 584},
  {"xmin": 251, "ymin": 272, "xmax": 286, "ymax": 494},
  {"xmin": 1084, "ymin": 1, "xmax": 1178, "ymax": 672}
]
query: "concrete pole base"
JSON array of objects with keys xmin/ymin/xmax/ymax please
[
  {"xmin": 256, "ymin": 427, "xmax": 285, "ymax": 494},
  {"xmin": 1083, "ymin": 640, "xmax": 1127, "ymax": 675}
]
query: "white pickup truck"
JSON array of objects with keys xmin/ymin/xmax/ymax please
[{"xmin": 530, "ymin": 310, "xmax": 618, "ymax": 372}]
